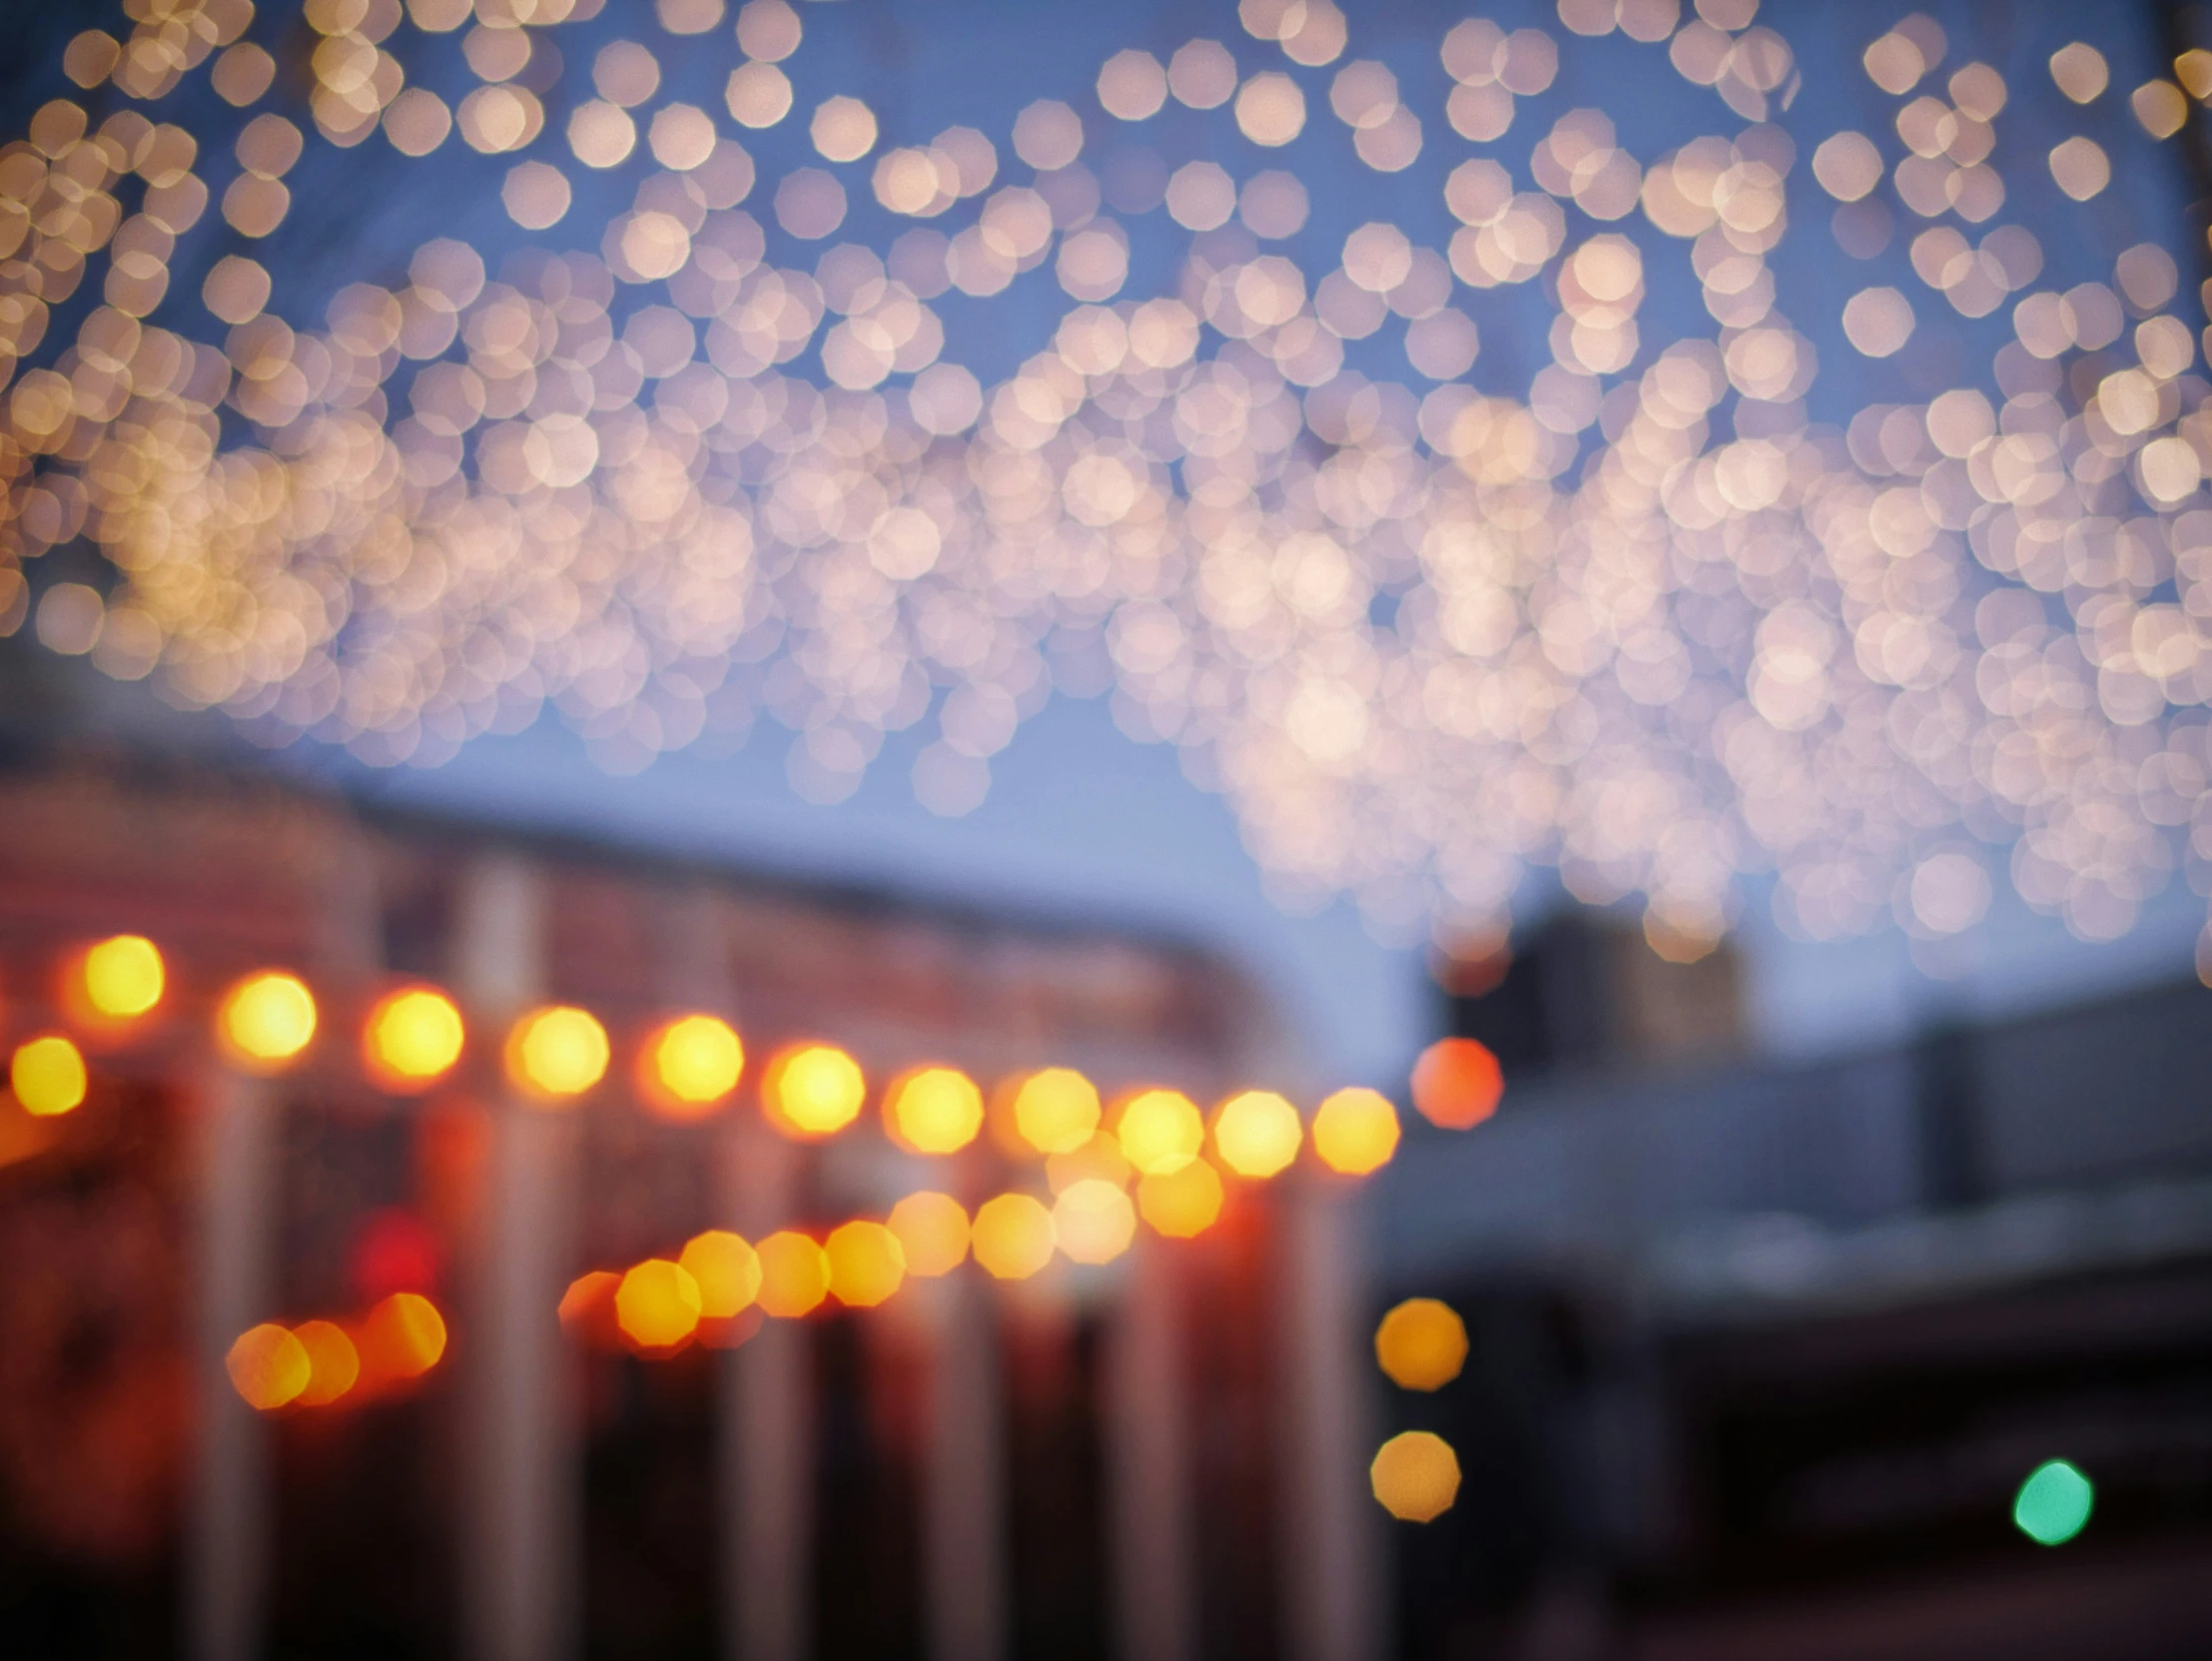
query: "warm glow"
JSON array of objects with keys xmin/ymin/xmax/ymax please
[
  {"xmin": 680, "ymin": 1230, "xmax": 762, "ymax": 1317},
  {"xmin": 971, "ymin": 1192, "xmax": 1056, "ymax": 1278},
  {"xmin": 644, "ymin": 1014, "xmax": 745, "ymax": 1119},
  {"xmin": 1370, "ymin": 1430, "xmax": 1461, "ymax": 1521},
  {"xmin": 1053, "ymin": 1178, "xmax": 1136, "ymax": 1263},
  {"xmin": 616, "ymin": 1257, "xmax": 704, "ymax": 1349},
  {"xmin": 1012, "ymin": 1067, "xmax": 1101, "ymax": 1154},
  {"xmin": 1136, "ymin": 1159, "xmax": 1223, "ymax": 1239},
  {"xmin": 360, "ymin": 1291, "xmax": 447, "ymax": 1379},
  {"xmin": 81, "ymin": 935, "xmax": 165, "ymax": 1020},
  {"xmin": 11, "ymin": 1035, "xmax": 87, "ymax": 1117},
  {"xmin": 764, "ymin": 1043, "xmax": 866, "ymax": 1138},
  {"xmin": 826, "ymin": 1220, "xmax": 908, "ymax": 1306},
  {"xmin": 293, "ymin": 1318, "xmax": 361, "ymax": 1405},
  {"xmin": 887, "ymin": 1065, "xmax": 985, "ymax": 1154},
  {"xmin": 228, "ymin": 1322, "xmax": 312, "ymax": 1410},
  {"xmin": 558, "ymin": 1269, "xmax": 623, "ymax": 1347},
  {"xmin": 1411, "ymin": 1038, "xmax": 1503, "ymax": 1130},
  {"xmin": 219, "ymin": 972, "xmax": 318, "ymax": 1070},
  {"xmin": 1211, "ymin": 1090, "xmax": 1303, "ymax": 1179},
  {"xmin": 364, "ymin": 986, "xmax": 465, "ymax": 1091},
  {"xmin": 1115, "ymin": 1088, "xmax": 1203, "ymax": 1175},
  {"xmin": 888, "ymin": 1191, "xmax": 971, "ymax": 1275},
  {"xmin": 506, "ymin": 1006, "xmax": 609, "ymax": 1101},
  {"xmin": 1312, "ymin": 1088, "xmax": 1400, "ymax": 1175},
  {"xmin": 1375, "ymin": 1297, "xmax": 1468, "ymax": 1391},
  {"xmin": 755, "ymin": 1230, "xmax": 831, "ymax": 1316}
]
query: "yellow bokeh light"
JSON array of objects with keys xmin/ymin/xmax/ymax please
[
  {"xmin": 971, "ymin": 1192, "xmax": 1056, "ymax": 1279},
  {"xmin": 1312, "ymin": 1087, "xmax": 1400, "ymax": 1176},
  {"xmin": 1136, "ymin": 1159, "xmax": 1223, "ymax": 1239},
  {"xmin": 1370, "ymin": 1430, "xmax": 1461, "ymax": 1522},
  {"xmin": 228, "ymin": 1321, "xmax": 311, "ymax": 1411},
  {"xmin": 887, "ymin": 1191, "xmax": 970, "ymax": 1275},
  {"xmin": 11, "ymin": 1035, "xmax": 87, "ymax": 1117},
  {"xmin": 1115, "ymin": 1088, "xmax": 1203, "ymax": 1176},
  {"xmin": 505, "ymin": 1006, "xmax": 609, "ymax": 1102},
  {"xmin": 1211, "ymin": 1090, "xmax": 1303, "ymax": 1179},
  {"xmin": 81, "ymin": 934, "xmax": 164, "ymax": 1020},
  {"xmin": 616, "ymin": 1257, "xmax": 704, "ymax": 1349},
  {"xmin": 825, "ymin": 1220, "xmax": 907, "ymax": 1306},
  {"xmin": 1374, "ymin": 1298, "xmax": 1468, "ymax": 1391},
  {"xmin": 887, "ymin": 1065, "xmax": 985, "ymax": 1155},
  {"xmin": 764, "ymin": 1042, "xmax": 865, "ymax": 1139},
  {"xmin": 644, "ymin": 1014, "xmax": 745, "ymax": 1120},
  {"xmin": 364, "ymin": 986, "xmax": 464, "ymax": 1091},
  {"xmin": 1052, "ymin": 1178, "xmax": 1136, "ymax": 1264},
  {"xmin": 293, "ymin": 1318, "xmax": 361, "ymax": 1405},
  {"xmin": 754, "ymin": 1230, "xmax": 831, "ymax": 1317},
  {"xmin": 1012, "ymin": 1067, "xmax": 1101, "ymax": 1155},
  {"xmin": 680, "ymin": 1229, "xmax": 762, "ymax": 1317},
  {"xmin": 218, "ymin": 971, "xmax": 318, "ymax": 1071}
]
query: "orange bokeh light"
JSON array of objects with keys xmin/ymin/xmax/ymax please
[
  {"xmin": 359, "ymin": 1291, "xmax": 447, "ymax": 1382},
  {"xmin": 1011, "ymin": 1067, "xmax": 1101, "ymax": 1155},
  {"xmin": 228, "ymin": 1322, "xmax": 311, "ymax": 1411},
  {"xmin": 887, "ymin": 1191, "xmax": 970, "ymax": 1275},
  {"xmin": 886, "ymin": 1065, "xmax": 985, "ymax": 1155},
  {"xmin": 558, "ymin": 1269, "xmax": 624, "ymax": 1348},
  {"xmin": 505, "ymin": 1006, "xmax": 609, "ymax": 1102},
  {"xmin": 1211, "ymin": 1089, "xmax": 1303, "ymax": 1179},
  {"xmin": 825, "ymin": 1220, "xmax": 908, "ymax": 1306},
  {"xmin": 641, "ymin": 1014, "xmax": 745, "ymax": 1121},
  {"xmin": 971, "ymin": 1192, "xmax": 1056, "ymax": 1279},
  {"xmin": 364, "ymin": 985, "xmax": 465, "ymax": 1092},
  {"xmin": 1371, "ymin": 1430, "xmax": 1461, "ymax": 1522},
  {"xmin": 754, "ymin": 1230, "xmax": 831, "ymax": 1317},
  {"xmin": 1374, "ymin": 1297, "xmax": 1468, "ymax": 1392},
  {"xmin": 1137, "ymin": 1159, "xmax": 1224, "ymax": 1239},
  {"xmin": 218, "ymin": 971, "xmax": 318, "ymax": 1072},
  {"xmin": 680, "ymin": 1229, "xmax": 762, "ymax": 1317},
  {"xmin": 1114, "ymin": 1088, "xmax": 1204, "ymax": 1176},
  {"xmin": 762, "ymin": 1043, "xmax": 866, "ymax": 1139},
  {"xmin": 1410, "ymin": 1038, "xmax": 1503, "ymax": 1130},
  {"xmin": 293, "ymin": 1318, "xmax": 362, "ymax": 1405},
  {"xmin": 1312, "ymin": 1087, "xmax": 1400, "ymax": 1176},
  {"xmin": 616, "ymin": 1258, "xmax": 704, "ymax": 1349}
]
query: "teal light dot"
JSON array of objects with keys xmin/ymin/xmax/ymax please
[{"xmin": 2012, "ymin": 1459, "xmax": 2093, "ymax": 1545}]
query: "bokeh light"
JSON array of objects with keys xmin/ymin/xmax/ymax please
[
  {"xmin": 228, "ymin": 1322, "xmax": 311, "ymax": 1411},
  {"xmin": 1052, "ymin": 1178, "xmax": 1137, "ymax": 1263},
  {"xmin": 1136, "ymin": 1159, "xmax": 1223, "ymax": 1239},
  {"xmin": 10, "ymin": 1035, "xmax": 87, "ymax": 1117},
  {"xmin": 1312, "ymin": 1088, "xmax": 1400, "ymax": 1176},
  {"xmin": 219, "ymin": 972, "xmax": 318, "ymax": 1071},
  {"xmin": 1375, "ymin": 1298, "xmax": 1468, "ymax": 1391},
  {"xmin": 1410, "ymin": 1039, "xmax": 1504, "ymax": 1130},
  {"xmin": 971, "ymin": 1193, "xmax": 1056, "ymax": 1279},
  {"xmin": 754, "ymin": 1230, "xmax": 831, "ymax": 1317},
  {"xmin": 825, "ymin": 1220, "xmax": 907, "ymax": 1306},
  {"xmin": 1115, "ymin": 1088, "xmax": 1204, "ymax": 1176},
  {"xmin": 293, "ymin": 1318, "xmax": 361, "ymax": 1406},
  {"xmin": 1211, "ymin": 1090, "xmax": 1303, "ymax": 1179},
  {"xmin": 506, "ymin": 1006, "xmax": 609, "ymax": 1102},
  {"xmin": 886, "ymin": 1065, "xmax": 985, "ymax": 1155},
  {"xmin": 1011, "ymin": 1067, "xmax": 1102, "ymax": 1155},
  {"xmin": 559, "ymin": 1269, "xmax": 624, "ymax": 1348},
  {"xmin": 364, "ymin": 986, "xmax": 465, "ymax": 1092},
  {"xmin": 764, "ymin": 1043, "xmax": 865, "ymax": 1139},
  {"xmin": 360, "ymin": 1291, "xmax": 447, "ymax": 1380},
  {"xmin": 680, "ymin": 1230, "xmax": 762, "ymax": 1318},
  {"xmin": 643, "ymin": 1014, "xmax": 745, "ymax": 1120},
  {"xmin": 887, "ymin": 1191, "xmax": 970, "ymax": 1275},
  {"xmin": 616, "ymin": 1258, "xmax": 704, "ymax": 1349},
  {"xmin": 1370, "ymin": 1430, "xmax": 1461, "ymax": 1522},
  {"xmin": 79, "ymin": 935, "xmax": 165, "ymax": 1021},
  {"xmin": 2014, "ymin": 1459, "xmax": 2094, "ymax": 1545}
]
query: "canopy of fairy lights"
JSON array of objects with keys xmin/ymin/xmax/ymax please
[{"xmin": 4, "ymin": 0, "xmax": 2211, "ymax": 955}]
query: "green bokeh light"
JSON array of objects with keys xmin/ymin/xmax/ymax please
[{"xmin": 2013, "ymin": 1459, "xmax": 2094, "ymax": 1545}]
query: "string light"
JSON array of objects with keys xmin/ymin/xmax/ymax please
[
  {"xmin": 641, "ymin": 1014, "xmax": 745, "ymax": 1120},
  {"xmin": 764, "ymin": 1043, "xmax": 866, "ymax": 1139},
  {"xmin": 505, "ymin": 1005, "xmax": 609, "ymax": 1101},
  {"xmin": 218, "ymin": 972, "xmax": 318, "ymax": 1071},
  {"xmin": 364, "ymin": 986, "xmax": 466, "ymax": 1091}
]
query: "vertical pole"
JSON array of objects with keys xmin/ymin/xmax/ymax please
[
  {"xmin": 1105, "ymin": 1234, "xmax": 1195, "ymax": 1661},
  {"xmin": 921, "ymin": 1269, "xmax": 1009, "ymax": 1661},
  {"xmin": 1277, "ymin": 1182, "xmax": 1381, "ymax": 1661},
  {"xmin": 188, "ymin": 1068, "xmax": 280, "ymax": 1661},
  {"xmin": 721, "ymin": 1119, "xmax": 812, "ymax": 1661},
  {"xmin": 453, "ymin": 856, "xmax": 579, "ymax": 1661}
]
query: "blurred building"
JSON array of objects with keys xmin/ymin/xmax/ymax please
[{"xmin": 0, "ymin": 738, "xmax": 1381, "ymax": 1661}]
